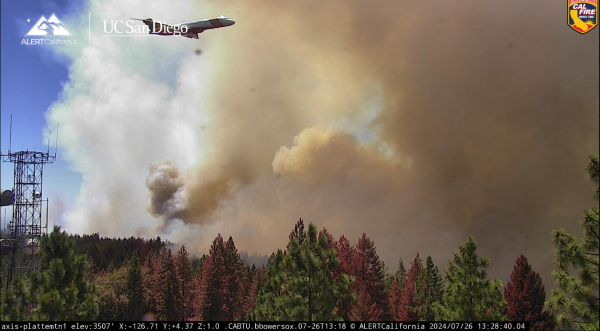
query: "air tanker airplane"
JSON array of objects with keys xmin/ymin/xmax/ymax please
[{"xmin": 132, "ymin": 16, "xmax": 234, "ymax": 39}]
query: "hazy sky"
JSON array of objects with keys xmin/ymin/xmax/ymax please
[{"xmin": 1, "ymin": 0, "xmax": 598, "ymax": 288}]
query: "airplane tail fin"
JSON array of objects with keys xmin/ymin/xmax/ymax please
[{"xmin": 131, "ymin": 18, "xmax": 154, "ymax": 31}]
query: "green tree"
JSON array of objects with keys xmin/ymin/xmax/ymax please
[
  {"xmin": 253, "ymin": 220, "xmax": 353, "ymax": 321},
  {"xmin": 1, "ymin": 227, "xmax": 99, "ymax": 321},
  {"xmin": 94, "ymin": 265, "xmax": 129, "ymax": 320},
  {"xmin": 288, "ymin": 218, "xmax": 307, "ymax": 248},
  {"xmin": 0, "ymin": 275, "xmax": 32, "ymax": 320},
  {"xmin": 416, "ymin": 256, "xmax": 444, "ymax": 321},
  {"xmin": 286, "ymin": 223, "xmax": 352, "ymax": 321},
  {"xmin": 398, "ymin": 253, "xmax": 424, "ymax": 321},
  {"xmin": 547, "ymin": 155, "xmax": 599, "ymax": 330},
  {"xmin": 252, "ymin": 249, "xmax": 290, "ymax": 320},
  {"xmin": 389, "ymin": 259, "xmax": 408, "ymax": 321},
  {"xmin": 126, "ymin": 252, "xmax": 144, "ymax": 321},
  {"xmin": 436, "ymin": 237, "xmax": 506, "ymax": 321},
  {"xmin": 396, "ymin": 259, "xmax": 407, "ymax": 292}
]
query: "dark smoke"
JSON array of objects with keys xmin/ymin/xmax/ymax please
[{"xmin": 191, "ymin": 0, "xmax": 599, "ymax": 285}]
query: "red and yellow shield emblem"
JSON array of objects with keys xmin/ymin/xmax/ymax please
[{"xmin": 568, "ymin": 0, "xmax": 597, "ymax": 34}]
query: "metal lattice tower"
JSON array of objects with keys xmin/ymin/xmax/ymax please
[{"xmin": 1, "ymin": 117, "xmax": 55, "ymax": 286}]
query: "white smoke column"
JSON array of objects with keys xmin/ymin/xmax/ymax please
[{"xmin": 46, "ymin": 0, "xmax": 217, "ymax": 236}]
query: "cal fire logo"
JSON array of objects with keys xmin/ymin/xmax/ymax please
[
  {"xmin": 26, "ymin": 13, "xmax": 71, "ymax": 36},
  {"xmin": 568, "ymin": 0, "xmax": 597, "ymax": 34}
]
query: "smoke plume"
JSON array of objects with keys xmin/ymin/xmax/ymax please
[{"xmin": 46, "ymin": 0, "xmax": 598, "ymax": 286}]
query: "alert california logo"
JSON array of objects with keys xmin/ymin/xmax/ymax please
[
  {"xmin": 568, "ymin": 0, "xmax": 597, "ymax": 34},
  {"xmin": 22, "ymin": 13, "xmax": 78, "ymax": 46}
]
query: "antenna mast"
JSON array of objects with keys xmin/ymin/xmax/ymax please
[
  {"xmin": 9, "ymin": 115, "xmax": 12, "ymax": 154},
  {"xmin": 1, "ymin": 115, "xmax": 56, "ymax": 287}
]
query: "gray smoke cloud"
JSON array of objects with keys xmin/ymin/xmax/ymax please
[
  {"xmin": 46, "ymin": 0, "xmax": 598, "ymax": 287},
  {"xmin": 147, "ymin": 159, "xmax": 241, "ymax": 227},
  {"xmin": 146, "ymin": 160, "xmax": 185, "ymax": 220}
]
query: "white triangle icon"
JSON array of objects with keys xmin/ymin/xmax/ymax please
[{"xmin": 25, "ymin": 13, "xmax": 71, "ymax": 36}]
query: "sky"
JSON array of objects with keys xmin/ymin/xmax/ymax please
[
  {"xmin": 1, "ymin": 0, "xmax": 598, "ymax": 289},
  {"xmin": 1, "ymin": 0, "xmax": 84, "ymax": 227}
]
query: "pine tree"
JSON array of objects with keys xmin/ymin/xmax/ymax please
[
  {"xmin": 334, "ymin": 235, "xmax": 356, "ymax": 278},
  {"xmin": 389, "ymin": 276, "xmax": 403, "ymax": 321},
  {"xmin": 223, "ymin": 236, "xmax": 246, "ymax": 320},
  {"xmin": 1, "ymin": 227, "xmax": 99, "ymax": 321},
  {"xmin": 354, "ymin": 233, "xmax": 390, "ymax": 321},
  {"xmin": 333, "ymin": 235, "xmax": 357, "ymax": 321},
  {"xmin": 157, "ymin": 248, "xmax": 182, "ymax": 321},
  {"xmin": 253, "ymin": 250, "xmax": 290, "ymax": 320},
  {"xmin": 142, "ymin": 250, "xmax": 161, "ymax": 316},
  {"xmin": 253, "ymin": 220, "xmax": 353, "ymax": 321},
  {"xmin": 437, "ymin": 237, "xmax": 507, "ymax": 321},
  {"xmin": 190, "ymin": 272, "xmax": 203, "ymax": 321},
  {"xmin": 389, "ymin": 258, "xmax": 409, "ymax": 321},
  {"xmin": 175, "ymin": 246, "xmax": 193, "ymax": 321},
  {"xmin": 504, "ymin": 255, "xmax": 555, "ymax": 331},
  {"xmin": 318, "ymin": 228, "xmax": 335, "ymax": 250},
  {"xmin": 294, "ymin": 223, "xmax": 353, "ymax": 321},
  {"xmin": 1, "ymin": 275, "xmax": 30, "ymax": 320},
  {"xmin": 416, "ymin": 256, "xmax": 444, "ymax": 321},
  {"xmin": 288, "ymin": 218, "xmax": 307, "ymax": 248},
  {"xmin": 381, "ymin": 261, "xmax": 394, "ymax": 291},
  {"xmin": 95, "ymin": 265, "xmax": 129, "ymax": 320},
  {"xmin": 196, "ymin": 234, "xmax": 239, "ymax": 321},
  {"xmin": 397, "ymin": 259, "xmax": 407, "ymax": 292},
  {"xmin": 243, "ymin": 265, "xmax": 266, "ymax": 319},
  {"xmin": 286, "ymin": 223, "xmax": 325, "ymax": 321},
  {"xmin": 398, "ymin": 253, "xmax": 424, "ymax": 321},
  {"xmin": 126, "ymin": 252, "xmax": 144, "ymax": 321},
  {"xmin": 548, "ymin": 155, "xmax": 599, "ymax": 330}
]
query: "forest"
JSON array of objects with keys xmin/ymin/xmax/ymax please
[{"xmin": 0, "ymin": 156, "xmax": 598, "ymax": 330}]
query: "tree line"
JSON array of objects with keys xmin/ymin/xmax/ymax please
[{"xmin": 1, "ymin": 155, "xmax": 597, "ymax": 330}]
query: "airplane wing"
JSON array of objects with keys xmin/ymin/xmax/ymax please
[{"xmin": 182, "ymin": 32, "xmax": 199, "ymax": 39}]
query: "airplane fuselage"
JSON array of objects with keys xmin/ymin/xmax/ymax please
[
  {"xmin": 180, "ymin": 16, "xmax": 235, "ymax": 30},
  {"xmin": 137, "ymin": 16, "xmax": 234, "ymax": 39}
]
